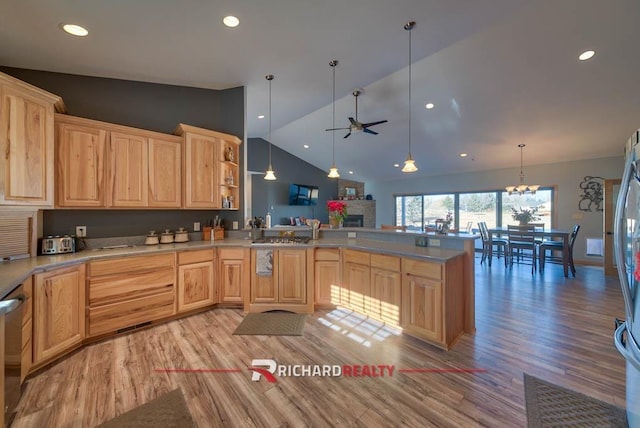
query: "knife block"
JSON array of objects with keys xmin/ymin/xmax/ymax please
[
  {"xmin": 202, "ymin": 226, "xmax": 212, "ymax": 241},
  {"xmin": 213, "ymin": 227, "xmax": 224, "ymax": 240}
]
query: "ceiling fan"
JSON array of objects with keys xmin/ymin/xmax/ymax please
[{"xmin": 325, "ymin": 90, "xmax": 388, "ymax": 138}]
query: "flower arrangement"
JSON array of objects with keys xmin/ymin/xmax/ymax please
[
  {"xmin": 327, "ymin": 200, "xmax": 348, "ymax": 221},
  {"xmin": 510, "ymin": 206, "xmax": 540, "ymax": 224},
  {"xmin": 445, "ymin": 211, "xmax": 453, "ymax": 224}
]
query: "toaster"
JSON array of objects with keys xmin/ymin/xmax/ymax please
[{"xmin": 41, "ymin": 236, "xmax": 76, "ymax": 255}]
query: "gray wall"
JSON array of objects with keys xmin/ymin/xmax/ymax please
[
  {"xmin": 367, "ymin": 156, "xmax": 623, "ymax": 263},
  {"xmin": 248, "ymin": 138, "xmax": 339, "ymax": 225},
  {"xmin": 0, "ymin": 66, "xmax": 245, "ymax": 237}
]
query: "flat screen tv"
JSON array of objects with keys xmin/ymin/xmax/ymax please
[{"xmin": 288, "ymin": 183, "xmax": 319, "ymax": 206}]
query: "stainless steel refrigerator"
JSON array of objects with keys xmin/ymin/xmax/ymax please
[{"xmin": 614, "ymin": 128, "xmax": 640, "ymax": 427}]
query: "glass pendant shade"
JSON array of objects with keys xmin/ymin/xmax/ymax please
[
  {"xmin": 328, "ymin": 166, "xmax": 340, "ymax": 178},
  {"xmin": 402, "ymin": 155, "xmax": 417, "ymax": 173},
  {"xmin": 264, "ymin": 166, "xmax": 276, "ymax": 181}
]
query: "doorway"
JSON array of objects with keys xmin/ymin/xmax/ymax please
[{"xmin": 603, "ymin": 178, "xmax": 621, "ymax": 277}]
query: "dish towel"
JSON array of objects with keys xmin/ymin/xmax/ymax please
[{"xmin": 256, "ymin": 249, "xmax": 273, "ymax": 275}]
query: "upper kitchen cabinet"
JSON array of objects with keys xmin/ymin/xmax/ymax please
[
  {"xmin": 175, "ymin": 124, "xmax": 241, "ymax": 210},
  {"xmin": 55, "ymin": 114, "xmax": 182, "ymax": 208},
  {"xmin": 0, "ymin": 72, "xmax": 65, "ymax": 207}
]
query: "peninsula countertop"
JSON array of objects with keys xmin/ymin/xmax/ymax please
[{"xmin": 0, "ymin": 236, "xmax": 467, "ymax": 299}]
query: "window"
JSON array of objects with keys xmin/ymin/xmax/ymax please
[{"xmin": 394, "ymin": 188, "xmax": 554, "ymax": 232}]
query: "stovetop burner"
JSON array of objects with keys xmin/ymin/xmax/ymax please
[{"xmin": 252, "ymin": 236, "xmax": 311, "ymax": 244}]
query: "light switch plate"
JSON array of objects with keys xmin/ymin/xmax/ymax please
[
  {"xmin": 430, "ymin": 238, "xmax": 440, "ymax": 247},
  {"xmin": 347, "ymin": 232, "xmax": 357, "ymax": 239},
  {"xmin": 75, "ymin": 226, "xmax": 86, "ymax": 237},
  {"xmin": 193, "ymin": 222, "xmax": 201, "ymax": 231}
]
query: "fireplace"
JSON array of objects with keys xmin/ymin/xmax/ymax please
[{"xmin": 343, "ymin": 214, "xmax": 364, "ymax": 227}]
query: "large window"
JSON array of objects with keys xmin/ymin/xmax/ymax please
[{"xmin": 395, "ymin": 188, "xmax": 554, "ymax": 232}]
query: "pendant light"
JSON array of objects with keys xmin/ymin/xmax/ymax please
[
  {"xmin": 328, "ymin": 60, "xmax": 340, "ymax": 178},
  {"xmin": 264, "ymin": 74, "xmax": 277, "ymax": 181},
  {"xmin": 402, "ymin": 21, "xmax": 418, "ymax": 173},
  {"xmin": 505, "ymin": 144, "xmax": 540, "ymax": 195}
]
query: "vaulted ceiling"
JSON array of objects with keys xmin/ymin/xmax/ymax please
[{"xmin": 2, "ymin": 0, "xmax": 639, "ymax": 181}]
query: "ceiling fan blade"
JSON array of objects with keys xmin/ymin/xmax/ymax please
[
  {"xmin": 362, "ymin": 119, "xmax": 388, "ymax": 127},
  {"xmin": 325, "ymin": 127, "xmax": 350, "ymax": 131},
  {"xmin": 363, "ymin": 128, "xmax": 379, "ymax": 135},
  {"xmin": 343, "ymin": 132, "xmax": 351, "ymax": 139},
  {"xmin": 348, "ymin": 117, "xmax": 358, "ymax": 126}
]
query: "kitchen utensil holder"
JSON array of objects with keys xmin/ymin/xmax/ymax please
[
  {"xmin": 213, "ymin": 227, "xmax": 225, "ymax": 240},
  {"xmin": 312, "ymin": 228, "xmax": 319, "ymax": 240}
]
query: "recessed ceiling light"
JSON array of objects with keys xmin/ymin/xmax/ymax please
[
  {"xmin": 258, "ymin": 115, "xmax": 265, "ymax": 119},
  {"xmin": 348, "ymin": 171, "xmax": 354, "ymax": 175},
  {"xmin": 223, "ymin": 16, "xmax": 240, "ymax": 28},
  {"xmin": 303, "ymin": 144, "xmax": 309, "ymax": 149},
  {"xmin": 425, "ymin": 103, "xmax": 435, "ymax": 109},
  {"xmin": 578, "ymin": 50, "xmax": 595, "ymax": 61},
  {"xmin": 459, "ymin": 153, "xmax": 468, "ymax": 157},
  {"xmin": 394, "ymin": 163, "xmax": 400, "ymax": 168},
  {"xmin": 60, "ymin": 23, "xmax": 88, "ymax": 37}
]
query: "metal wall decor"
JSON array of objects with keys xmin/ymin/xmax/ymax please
[{"xmin": 578, "ymin": 176, "xmax": 604, "ymax": 212}]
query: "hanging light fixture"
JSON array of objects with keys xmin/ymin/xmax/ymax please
[
  {"xmin": 505, "ymin": 144, "xmax": 540, "ymax": 195},
  {"xmin": 328, "ymin": 60, "xmax": 340, "ymax": 178},
  {"xmin": 402, "ymin": 21, "xmax": 418, "ymax": 173},
  {"xmin": 264, "ymin": 74, "xmax": 276, "ymax": 181}
]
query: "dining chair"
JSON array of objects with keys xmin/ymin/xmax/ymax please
[
  {"xmin": 381, "ymin": 224, "xmax": 407, "ymax": 231},
  {"xmin": 464, "ymin": 221, "xmax": 473, "ymax": 233},
  {"xmin": 528, "ymin": 222, "xmax": 545, "ymax": 244},
  {"xmin": 506, "ymin": 224, "xmax": 538, "ymax": 274},
  {"xmin": 478, "ymin": 222, "xmax": 508, "ymax": 267},
  {"xmin": 539, "ymin": 224, "xmax": 580, "ymax": 276}
]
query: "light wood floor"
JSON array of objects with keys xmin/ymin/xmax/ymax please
[{"xmin": 13, "ymin": 258, "xmax": 627, "ymax": 427}]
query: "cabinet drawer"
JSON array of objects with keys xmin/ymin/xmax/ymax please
[
  {"xmin": 178, "ymin": 249, "xmax": 214, "ymax": 265},
  {"xmin": 88, "ymin": 290, "xmax": 175, "ymax": 336},
  {"xmin": 219, "ymin": 247, "xmax": 246, "ymax": 259},
  {"xmin": 315, "ymin": 248, "xmax": 340, "ymax": 261},
  {"xmin": 402, "ymin": 258, "xmax": 443, "ymax": 280},
  {"xmin": 370, "ymin": 253, "xmax": 400, "ymax": 272},
  {"xmin": 89, "ymin": 253, "xmax": 175, "ymax": 277},
  {"xmin": 88, "ymin": 270, "xmax": 174, "ymax": 306},
  {"xmin": 343, "ymin": 249, "xmax": 370, "ymax": 265}
]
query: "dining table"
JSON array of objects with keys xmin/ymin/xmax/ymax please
[{"xmin": 488, "ymin": 226, "xmax": 572, "ymax": 277}]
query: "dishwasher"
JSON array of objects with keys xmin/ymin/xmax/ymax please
[{"xmin": 1, "ymin": 285, "xmax": 24, "ymax": 427}]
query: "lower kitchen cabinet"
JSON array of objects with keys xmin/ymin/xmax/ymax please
[
  {"xmin": 87, "ymin": 253, "xmax": 176, "ymax": 336},
  {"xmin": 370, "ymin": 253, "xmax": 401, "ymax": 326},
  {"xmin": 177, "ymin": 249, "xmax": 217, "ymax": 312},
  {"xmin": 33, "ymin": 264, "xmax": 85, "ymax": 364},
  {"xmin": 400, "ymin": 256, "xmax": 464, "ymax": 349},
  {"xmin": 342, "ymin": 249, "xmax": 371, "ymax": 312},
  {"xmin": 248, "ymin": 248, "xmax": 312, "ymax": 313},
  {"xmin": 218, "ymin": 247, "xmax": 249, "ymax": 305},
  {"xmin": 314, "ymin": 248, "xmax": 341, "ymax": 307}
]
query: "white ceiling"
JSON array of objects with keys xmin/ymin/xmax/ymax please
[{"xmin": 2, "ymin": 0, "xmax": 639, "ymax": 182}]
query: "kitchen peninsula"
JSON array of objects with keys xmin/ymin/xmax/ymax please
[{"xmin": 0, "ymin": 228, "xmax": 477, "ymax": 387}]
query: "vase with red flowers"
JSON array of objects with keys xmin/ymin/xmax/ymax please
[{"xmin": 327, "ymin": 200, "xmax": 347, "ymax": 228}]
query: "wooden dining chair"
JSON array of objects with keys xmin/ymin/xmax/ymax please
[
  {"xmin": 539, "ymin": 224, "xmax": 580, "ymax": 276},
  {"xmin": 507, "ymin": 224, "xmax": 538, "ymax": 274},
  {"xmin": 381, "ymin": 224, "xmax": 407, "ymax": 231},
  {"xmin": 478, "ymin": 222, "xmax": 508, "ymax": 267}
]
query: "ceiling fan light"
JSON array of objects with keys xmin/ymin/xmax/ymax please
[
  {"xmin": 402, "ymin": 156, "xmax": 418, "ymax": 173},
  {"xmin": 328, "ymin": 166, "xmax": 340, "ymax": 178},
  {"xmin": 264, "ymin": 167, "xmax": 276, "ymax": 181}
]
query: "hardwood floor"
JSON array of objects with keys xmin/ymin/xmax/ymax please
[{"xmin": 13, "ymin": 258, "xmax": 627, "ymax": 427}]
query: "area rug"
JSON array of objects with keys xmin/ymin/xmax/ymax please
[
  {"xmin": 524, "ymin": 373, "xmax": 627, "ymax": 427},
  {"xmin": 97, "ymin": 388, "xmax": 195, "ymax": 428},
  {"xmin": 233, "ymin": 312, "xmax": 307, "ymax": 336}
]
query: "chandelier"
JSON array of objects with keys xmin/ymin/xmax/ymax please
[{"xmin": 505, "ymin": 144, "xmax": 539, "ymax": 195}]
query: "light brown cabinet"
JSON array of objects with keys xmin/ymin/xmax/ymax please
[
  {"xmin": 177, "ymin": 249, "xmax": 217, "ymax": 312},
  {"xmin": 248, "ymin": 248, "xmax": 312, "ymax": 313},
  {"xmin": 370, "ymin": 254, "xmax": 401, "ymax": 326},
  {"xmin": 55, "ymin": 118, "xmax": 107, "ymax": 207},
  {"xmin": 341, "ymin": 249, "xmax": 371, "ymax": 312},
  {"xmin": 0, "ymin": 73, "xmax": 63, "ymax": 207},
  {"xmin": 33, "ymin": 264, "xmax": 85, "ymax": 364},
  {"xmin": 314, "ymin": 248, "xmax": 341, "ymax": 307},
  {"xmin": 401, "ymin": 256, "xmax": 464, "ymax": 349},
  {"xmin": 175, "ymin": 124, "xmax": 241, "ymax": 210},
  {"xmin": 55, "ymin": 114, "xmax": 182, "ymax": 208},
  {"xmin": 87, "ymin": 253, "xmax": 175, "ymax": 336},
  {"xmin": 218, "ymin": 247, "xmax": 249, "ymax": 305}
]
